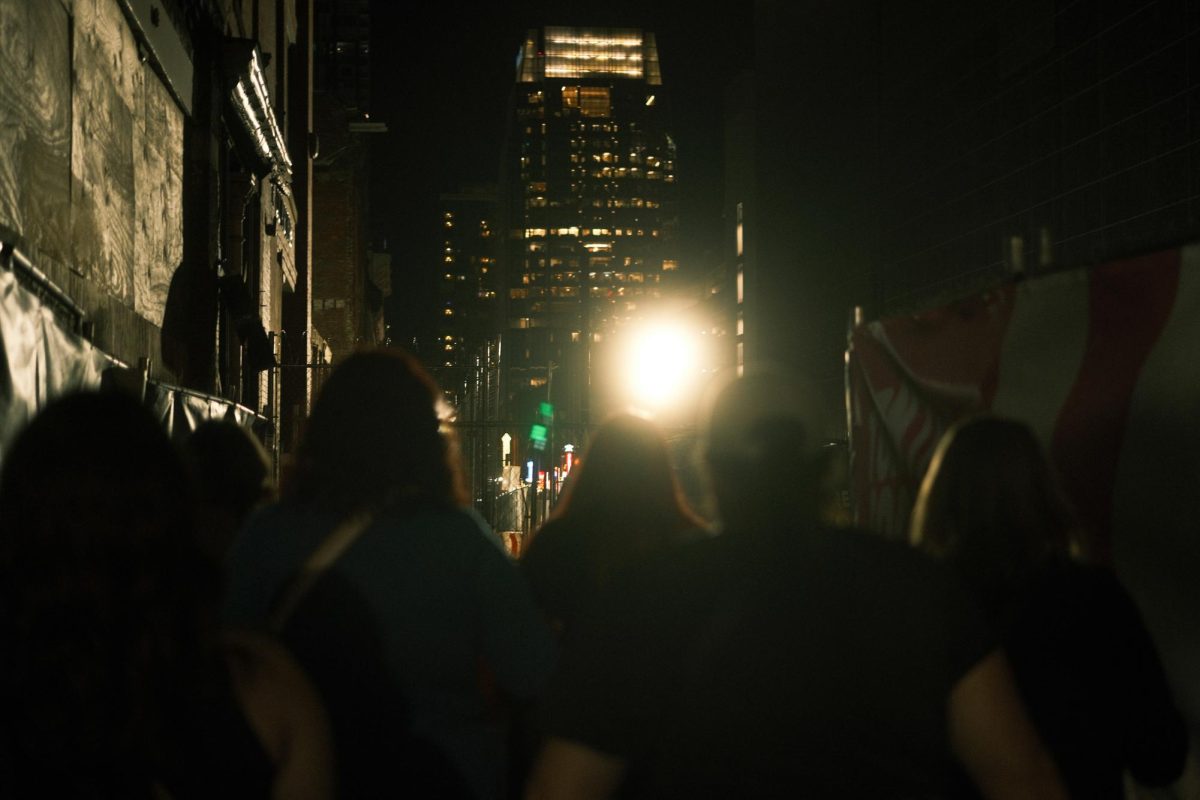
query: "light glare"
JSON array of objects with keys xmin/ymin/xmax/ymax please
[{"xmin": 626, "ymin": 325, "xmax": 699, "ymax": 409}]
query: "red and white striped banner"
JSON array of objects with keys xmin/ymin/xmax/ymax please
[{"xmin": 848, "ymin": 243, "xmax": 1200, "ymax": 729}]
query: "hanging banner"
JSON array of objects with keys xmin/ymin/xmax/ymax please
[{"xmin": 847, "ymin": 242, "xmax": 1200, "ymax": 732}]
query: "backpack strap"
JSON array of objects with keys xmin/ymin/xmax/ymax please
[{"xmin": 268, "ymin": 513, "xmax": 372, "ymax": 633}]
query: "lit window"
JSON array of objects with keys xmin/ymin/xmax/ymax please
[
  {"xmin": 663, "ymin": 259, "xmax": 678, "ymax": 271},
  {"xmin": 736, "ymin": 202, "xmax": 744, "ymax": 256},
  {"xmin": 737, "ymin": 269, "xmax": 744, "ymax": 303},
  {"xmin": 579, "ymin": 86, "xmax": 611, "ymax": 117}
]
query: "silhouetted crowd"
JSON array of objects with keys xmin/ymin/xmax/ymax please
[{"xmin": 0, "ymin": 347, "xmax": 1189, "ymax": 798}]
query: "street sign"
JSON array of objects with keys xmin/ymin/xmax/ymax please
[{"xmin": 530, "ymin": 423, "xmax": 548, "ymax": 451}]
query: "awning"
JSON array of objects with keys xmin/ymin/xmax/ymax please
[{"xmin": 221, "ymin": 38, "xmax": 292, "ymax": 178}]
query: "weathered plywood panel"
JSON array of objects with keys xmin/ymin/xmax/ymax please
[
  {"xmin": 0, "ymin": 0, "xmax": 72, "ymax": 265},
  {"xmin": 71, "ymin": 0, "xmax": 139, "ymax": 304},
  {"xmin": 0, "ymin": 0, "xmax": 34, "ymax": 237},
  {"xmin": 133, "ymin": 65, "xmax": 184, "ymax": 326}
]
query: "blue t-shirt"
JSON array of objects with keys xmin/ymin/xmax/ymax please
[{"xmin": 224, "ymin": 502, "xmax": 556, "ymax": 799}]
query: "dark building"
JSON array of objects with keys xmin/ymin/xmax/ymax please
[
  {"xmin": 731, "ymin": 0, "xmax": 1200, "ymax": 438},
  {"xmin": 314, "ymin": 0, "xmax": 372, "ymax": 115},
  {"xmin": 309, "ymin": 0, "xmax": 389, "ymax": 381},
  {"xmin": 434, "ymin": 185, "xmax": 500, "ymax": 407}
]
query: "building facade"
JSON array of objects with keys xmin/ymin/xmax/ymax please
[
  {"xmin": 504, "ymin": 26, "xmax": 679, "ymax": 334},
  {"xmin": 729, "ymin": 0, "xmax": 1200, "ymax": 440},
  {"xmin": 0, "ymin": 0, "xmax": 317, "ymax": 473},
  {"xmin": 498, "ymin": 25, "xmax": 680, "ymax": 483}
]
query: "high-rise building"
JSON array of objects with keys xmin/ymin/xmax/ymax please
[
  {"xmin": 434, "ymin": 186, "xmax": 500, "ymax": 406},
  {"xmin": 499, "ymin": 25, "xmax": 680, "ymax": 439},
  {"xmin": 504, "ymin": 26, "xmax": 678, "ymax": 333}
]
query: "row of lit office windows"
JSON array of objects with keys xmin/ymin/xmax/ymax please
[
  {"xmin": 520, "ymin": 270, "xmax": 663, "ymax": 284},
  {"xmin": 523, "ymin": 254, "xmax": 670, "ymax": 269},
  {"xmin": 524, "ymin": 196, "xmax": 662, "ymax": 210},
  {"xmin": 524, "ymin": 227, "xmax": 660, "ymax": 238},
  {"xmin": 568, "ymin": 152, "xmax": 670, "ymax": 169},
  {"xmin": 510, "ymin": 286, "xmax": 661, "ymax": 299},
  {"xmin": 512, "ymin": 254, "xmax": 654, "ymax": 271},
  {"xmin": 523, "ymin": 120, "xmax": 627, "ymax": 134},
  {"xmin": 570, "ymin": 166, "xmax": 674, "ymax": 182}
]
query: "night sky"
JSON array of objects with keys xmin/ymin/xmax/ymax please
[{"xmin": 367, "ymin": 0, "xmax": 752, "ymax": 349}]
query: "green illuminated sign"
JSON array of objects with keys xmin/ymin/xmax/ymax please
[{"xmin": 530, "ymin": 423, "xmax": 548, "ymax": 451}]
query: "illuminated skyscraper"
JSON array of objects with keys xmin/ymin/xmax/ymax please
[
  {"xmin": 503, "ymin": 26, "xmax": 678, "ymax": 333},
  {"xmin": 499, "ymin": 26, "xmax": 679, "ymax": 440}
]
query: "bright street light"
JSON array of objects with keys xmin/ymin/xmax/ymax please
[{"xmin": 623, "ymin": 322, "xmax": 703, "ymax": 411}]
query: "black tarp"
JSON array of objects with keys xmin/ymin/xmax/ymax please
[{"xmin": 1, "ymin": 257, "xmax": 265, "ymax": 467}]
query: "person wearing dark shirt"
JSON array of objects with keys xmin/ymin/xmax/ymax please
[
  {"xmin": 527, "ymin": 369, "xmax": 1066, "ymax": 799},
  {"xmin": 517, "ymin": 413, "xmax": 707, "ymax": 795},
  {"xmin": 521, "ymin": 412, "xmax": 709, "ymax": 638},
  {"xmin": 911, "ymin": 415, "xmax": 1189, "ymax": 798},
  {"xmin": 0, "ymin": 391, "xmax": 331, "ymax": 798}
]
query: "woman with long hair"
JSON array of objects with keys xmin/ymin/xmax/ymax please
[
  {"xmin": 224, "ymin": 348, "xmax": 555, "ymax": 799},
  {"xmin": 521, "ymin": 412, "xmax": 708, "ymax": 636},
  {"xmin": 0, "ymin": 391, "xmax": 332, "ymax": 798},
  {"xmin": 910, "ymin": 415, "xmax": 1187, "ymax": 798}
]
